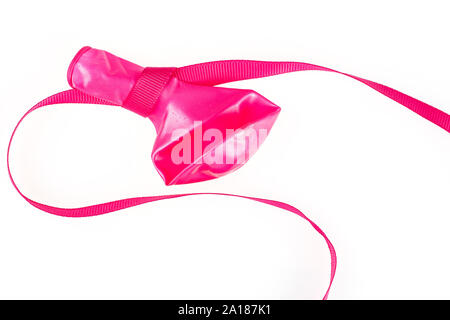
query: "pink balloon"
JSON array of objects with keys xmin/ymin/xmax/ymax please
[{"xmin": 68, "ymin": 47, "xmax": 280, "ymax": 185}]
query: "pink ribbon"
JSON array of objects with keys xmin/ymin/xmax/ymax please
[{"xmin": 8, "ymin": 55, "xmax": 450, "ymax": 300}]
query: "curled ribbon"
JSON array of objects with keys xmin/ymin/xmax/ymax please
[{"xmin": 8, "ymin": 47, "xmax": 450, "ymax": 299}]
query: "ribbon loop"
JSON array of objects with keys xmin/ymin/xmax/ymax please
[{"xmin": 6, "ymin": 89, "xmax": 336, "ymax": 299}]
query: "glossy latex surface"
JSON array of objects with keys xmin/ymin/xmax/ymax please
[
  {"xmin": 68, "ymin": 46, "xmax": 144, "ymax": 105},
  {"xmin": 149, "ymin": 77, "xmax": 280, "ymax": 185}
]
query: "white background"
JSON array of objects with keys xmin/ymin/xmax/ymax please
[{"xmin": 0, "ymin": 0, "xmax": 449, "ymax": 300}]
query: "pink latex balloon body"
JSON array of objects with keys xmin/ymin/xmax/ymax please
[
  {"xmin": 150, "ymin": 77, "xmax": 280, "ymax": 185},
  {"xmin": 68, "ymin": 46, "xmax": 144, "ymax": 105},
  {"xmin": 67, "ymin": 47, "xmax": 280, "ymax": 185}
]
